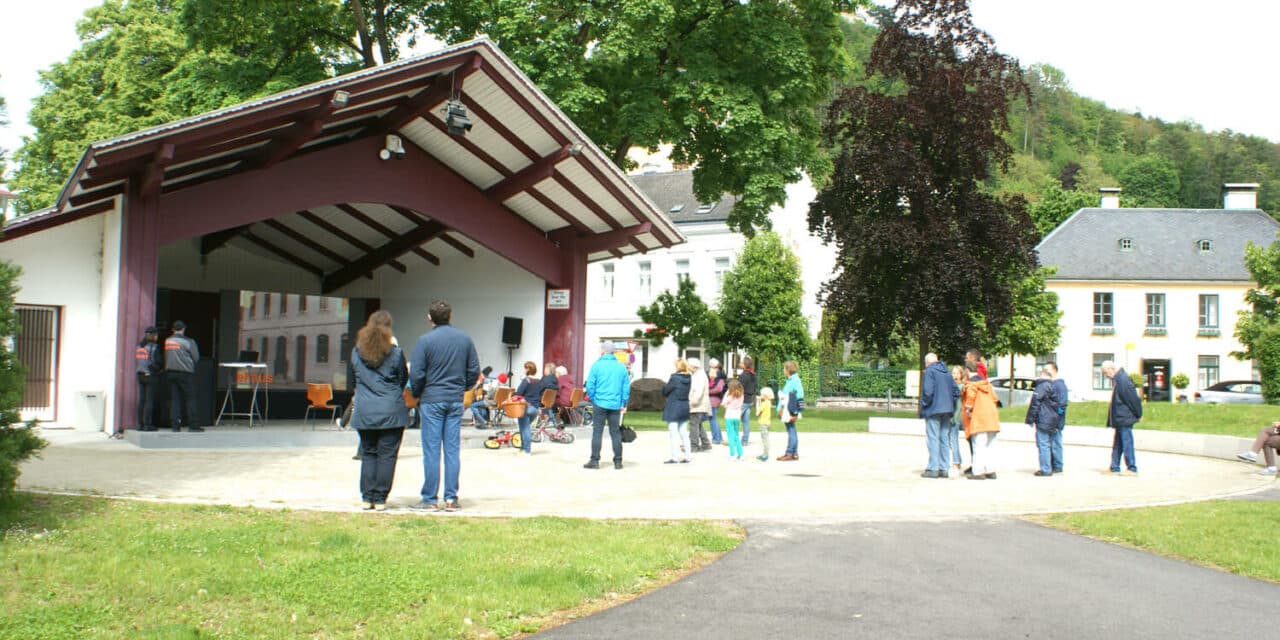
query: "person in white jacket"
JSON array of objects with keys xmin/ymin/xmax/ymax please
[{"xmin": 688, "ymin": 359, "xmax": 712, "ymax": 452}]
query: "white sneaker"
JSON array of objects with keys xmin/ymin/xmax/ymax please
[
  {"xmin": 1257, "ymin": 466, "xmax": 1277, "ymax": 475},
  {"xmin": 1237, "ymin": 451, "xmax": 1258, "ymax": 463}
]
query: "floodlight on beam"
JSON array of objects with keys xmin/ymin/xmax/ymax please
[{"xmin": 445, "ymin": 101, "xmax": 472, "ymax": 136}]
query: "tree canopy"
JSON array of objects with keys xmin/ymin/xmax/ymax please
[
  {"xmin": 718, "ymin": 230, "xmax": 814, "ymax": 363},
  {"xmin": 1234, "ymin": 238, "xmax": 1280, "ymax": 403},
  {"xmin": 809, "ymin": 0, "xmax": 1039, "ymax": 363},
  {"xmin": 634, "ymin": 277, "xmax": 723, "ymax": 353}
]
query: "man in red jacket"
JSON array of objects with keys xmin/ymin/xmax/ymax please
[{"xmin": 965, "ymin": 349, "xmax": 988, "ymax": 380}]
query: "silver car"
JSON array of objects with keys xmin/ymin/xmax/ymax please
[
  {"xmin": 1194, "ymin": 380, "xmax": 1264, "ymax": 404},
  {"xmin": 989, "ymin": 377, "xmax": 1035, "ymax": 408}
]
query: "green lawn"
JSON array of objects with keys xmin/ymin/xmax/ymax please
[
  {"xmin": 999, "ymin": 401, "xmax": 1278, "ymax": 437},
  {"xmin": 0, "ymin": 494, "xmax": 740, "ymax": 639},
  {"xmin": 1041, "ymin": 500, "xmax": 1280, "ymax": 583},
  {"xmin": 623, "ymin": 408, "xmax": 897, "ymax": 433}
]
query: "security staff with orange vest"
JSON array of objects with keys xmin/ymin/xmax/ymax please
[
  {"xmin": 164, "ymin": 320, "xmax": 203, "ymax": 432},
  {"xmin": 132, "ymin": 326, "xmax": 162, "ymax": 435}
]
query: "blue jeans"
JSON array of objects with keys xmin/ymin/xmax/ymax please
[
  {"xmin": 785, "ymin": 421, "xmax": 798, "ymax": 455},
  {"xmin": 516, "ymin": 413, "xmax": 533, "ymax": 453},
  {"xmin": 590, "ymin": 405, "xmax": 623, "ymax": 464},
  {"xmin": 1110, "ymin": 426, "xmax": 1137, "ymax": 472},
  {"xmin": 708, "ymin": 405, "xmax": 723, "ymax": 443},
  {"xmin": 925, "ymin": 414, "xmax": 951, "ymax": 472},
  {"xmin": 947, "ymin": 419, "xmax": 962, "ymax": 465},
  {"xmin": 1036, "ymin": 428, "xmax": 1065, "ymax": 473},
  {"xmin": 470, "ymin": 405, "xmax": 490, "ymax": 425},
  {"xmin": 740, "ymin": 402, "xmax": 753, "ymax": 444},
  {"xmin": 420, "ymin": 401, "xmax": 463, "ymax": 503}
]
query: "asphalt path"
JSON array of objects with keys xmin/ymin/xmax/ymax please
[{"xmin": 536, "ymin": 517, "xmax": 1279, "ymax": 639}]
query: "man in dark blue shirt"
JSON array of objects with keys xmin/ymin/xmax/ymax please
[{"xmin": 409, "ymin": 300, "xmax": 480, "ymax": 512}]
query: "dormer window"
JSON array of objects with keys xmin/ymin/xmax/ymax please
[
  {"xmin": 669, "ymin": 204, "xmax": 685, "ymax": 214},
  {"xmin": 696, "ymin": 203, "xmax": 716, "ymax": 214},
  {"xmin": 1118, "ymin": 238, "xmax": 1133, "ymax": 251},
  {"xmin": 1197, "ymin": 239, "xmax": 1213, "ymax": 254}
]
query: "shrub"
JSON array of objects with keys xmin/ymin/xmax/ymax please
[{"xmin": 0, "ymin": 260, "xmax": 47, "ymax": 502}]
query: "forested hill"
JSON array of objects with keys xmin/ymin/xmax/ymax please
[{"xmin": 837, "ymin": 18, "xmax": 1280, "ymax": 221}]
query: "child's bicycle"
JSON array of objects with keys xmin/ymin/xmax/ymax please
[
  {"xmin": 530, "ymin": 410, "xmax": 575, "ymax": 444},
  {"xmin": 483, "ymin": 430, "xmax": 523, "ymax": 450}
]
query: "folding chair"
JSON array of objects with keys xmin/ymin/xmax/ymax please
[
  {"xmin": 304, "ymin": 383, "xmax": 341, "ymax": 430},
  {"xmin": 487, "ymin": 387, "xmax": 513, "ymax": 426},
  {"xmin": 538, "ymin": 388, "xmax": 558, "ymax": 426},
  {"xmin": 565, "ymin": 388, "xmax": 585, "ymax": 425}
]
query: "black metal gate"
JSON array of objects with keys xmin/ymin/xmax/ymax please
[{"xmin": 16, "ymin": 305, "xmax": 59, "ymax": 420}]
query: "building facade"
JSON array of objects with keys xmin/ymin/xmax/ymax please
[
  {"xmin": 1015, "ymin": 184, "xmax": 1275, "ymax": 402},
  {"xmin": 238, "ymin": 292, "xmax": 350, "ymax": 389},
  {"xmin": 583, "ymin": 170, "xmax": 836, "ymax": 379}
]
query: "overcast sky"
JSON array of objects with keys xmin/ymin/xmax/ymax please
[{"xmin": 2, "ymin": 0, "xmax": 1278, "ymax": 183}]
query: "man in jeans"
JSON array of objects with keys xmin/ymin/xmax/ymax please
[
  {"xmin": 584, "ymin": 341, "xmax": 631, "ymax": 470},
  {"xmin": 919, "ymin": 352, "xmax": 958, "ymax": 478},
  {"xmin": 409, "ymin": 300, "xmax": 480, "ymax": 511},
  {"xmin": 164, "ymin": 320, "xmax": 203, "ymax": 432},
  {"xmin": 1102, "ymin": 360, "xmax": 1142, "ymax": 474}
]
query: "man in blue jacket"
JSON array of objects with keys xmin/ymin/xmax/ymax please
[
  {"xmin": 1102, "ymin": 360, "xmax": 1142, "ymax": 474},
  {"xmin": 919, "ymin": 353, "xmax": 958, "ymax": 478},
  {"xmin": 409, "ymin": 300, "xmax": 480, "ymax": 512},
  {"xmin": 584, "ymin": 341, "xmax": 631, "ymax": 470}
]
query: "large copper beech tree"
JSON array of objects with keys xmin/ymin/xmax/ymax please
[{"xmin": 808, "ymin": 0, "xmax": 1039, "ymax": 363}]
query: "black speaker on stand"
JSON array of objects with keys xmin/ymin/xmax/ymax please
[{"xmin": 502, "ymin": 316, "xmax": 522, "ymax": 379}]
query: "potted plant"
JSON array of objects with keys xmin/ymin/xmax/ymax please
[{"xmin": 1171, "ymin": 372, "xmax": 1190, "ymax": 403}]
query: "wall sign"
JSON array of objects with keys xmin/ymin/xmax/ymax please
[{"xmin": 546, "ymin": 289, "xmax": 571, "ymax": 310}]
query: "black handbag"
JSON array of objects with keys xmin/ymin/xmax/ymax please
[{"xmin": 620, "ymin": 424, "xmax": 637, "ymax": 443}]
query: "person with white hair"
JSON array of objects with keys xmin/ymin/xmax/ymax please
[
  {"xmin": 919, "ymin": 352, "xmax": 958, "ymax": 478},
  {"xmin": 1102, "ymin": 360, "xmax": 1142, "ymax": 474},
  {"xmin": 706, "ymin": 357, "xmax": 728, "ymax": 445},
  {"xmin": 687, "ymin": 358, "xmax": 712, "ymax": 451},
  {"xmin": 584, "ymin": 341, "xmax": 631, "ymax": 469}
]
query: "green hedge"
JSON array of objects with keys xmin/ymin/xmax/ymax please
[{"xmin": 758, "ymin": 362, "xmax": 907, "ymax": 398}]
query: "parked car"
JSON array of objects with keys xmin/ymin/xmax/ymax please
[
  {"xmin": 1194, "ymin": 380, "xmax": 1263, "ymax": 404},
  {"xmin": 988, "ymin": 377, "xmax": 1035, "ymax": 408}
]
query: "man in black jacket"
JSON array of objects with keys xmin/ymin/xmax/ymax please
[
  {"xmin": 164, "ymin": 320, "xmax": 202, "ymax": 432},
  {"xmin": 132, "ymin": 326, "xmax": 162, "ymax": 434},
  {"xmin": 1102, "ymin": 360, "xmax": 1142, "ymax": 474}
]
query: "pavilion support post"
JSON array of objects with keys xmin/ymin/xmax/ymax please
[
  {"xmin": 543, "ymin": 244, "xmax": 588, "ymax": 385},
  {"xmin": 112, "ymin": 182, "xmax": 162, "ymax": 433}
]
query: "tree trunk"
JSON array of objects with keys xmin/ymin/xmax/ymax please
[
  {"xmin": 609, "ymin": 136, "xmax": 632, "ymax": 168},
  {"xmin": 373, "ymin": 0, "xmax": 393, "ymax": 65},
  {"xmin": 917, "ymin": 334, "xmax": 929, "ymax": 407},
  {"xmin": 1008, "ymin": 353, "xmax": 1015, "ymax": 406},
  {"xmin": 349, "ymin": 0, "xmax": 377, "ymax": 67}
]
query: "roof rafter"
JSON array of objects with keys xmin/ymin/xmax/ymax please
[
  {"xmin": 485, "ymin": 145, "xmax": 572, "ymax": 203},
  {"xmin": 335, "ymin": 203, "xmax": 439, "ymax": 265},
  {"xmin": 240, "ymin": 231, "xmax": 324, "ymax": 277},
  {"xmin": 323, "ymin": 220, "xmax": 447, "ymax": 293},
  {"xmin": 295, "ymin": 209, "xmax": 407, "ymax": 273}
]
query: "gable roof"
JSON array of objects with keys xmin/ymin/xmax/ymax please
[
  {"xmin": 1037, "ymin": 207, "xmax": 1280, "ymax": 281},
  {"xmin": 628, "ymin": 170, "xmax": 737, "ymax": 224}
]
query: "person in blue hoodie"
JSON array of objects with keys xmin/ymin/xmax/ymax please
[
  {"xmin": 1026, "ymin": 367, "xmax": 1065, "ymax": 476},
  {"xmin": 584, "ymin": 341, "xmax": 631, "ymax": 470},
  {"xmin": 919, "ymin": 353, "xmax": 959, "ymax": 478}
]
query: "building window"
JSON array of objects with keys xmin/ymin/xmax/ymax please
[
  {"xmin": 1093, "ymin": 353, "xmax": 1114, "ymax": 390},
  {"xmin": 1035, "ymin": 353, "xmax": 1058, "ymax": 372},
  {"xmin": 1199, "ymin": 294, "xmax": 1219, "ymax": 328},
  {"xmin": 1145, "ymin": 293, "xmax": 1166, "ymax": 329},
  {"xmin": 1092, "ymin": 292, "xmax": 1113, "ymax": 326},
  {"xmin": 696, "ymin": 203, "xmax": 716, "ymax": 214},
  {"xmin": 316, "ymin": 334, "xmax": 330, "ymax": 364},
  {"xmin": 339, "ymin": 333, "xmax": 350, "ymax": 363},
  {"xmin": 274, "ymin": 336, "xmax": 288, "ymax": 376},
  {"xmin": 1198, "ymin": 355, "xmax": 1220, "ymax": 389},
  {"xmin": 280, "ymin": 294, "xmax": 288, "ymax": 317},
  {"xmin": 669, "ymin": 204, "xmax": 685, "ymax": 214},
  {"xmin": 299, "ymin": 295, "xmax": 308, "ymax": 313},
  {"xmin": 1118, "ymin": 238, "xmax": 1133, "ymax": 251},
  {"xmin": 318, "ymin": 297, "xmax": 330, "ymax": 312},
  {"xmin": 675, "ymin": 258, "xmax": 690, "ymax": 283},
  {"xmin": 601, "ymin": 263, "xmax": 616, "ymax": 298},
  {"xmin": 260, "ymin": 337, "xmax": 268, "ymax": 362},
  {"xmin": 245, "ymin": 339, "xmax": 253, "ymax": 352},
  {"xmin": 264, "ymin": 293, "xmax": 272, "ymax": 318},
  {"xmin": 714, "ymin": 257, "xmax": 731, "ymax": 296},
  {"xmin": 639, "ymin": 261, "xmax": 652, "ymax": 298},
  {"xmin": 1197, "ymin": 239, "xmax": 1213, "ymax": 253},
  {"xmin": 249, "ymin": 294, "xmax": 257, "ymax": 320}
]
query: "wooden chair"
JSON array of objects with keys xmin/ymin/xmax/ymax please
[
  {"xmin": 565, "ymin": 388, "xmax": 585, "ymax": 425},
  {"xmin": 463, "ymin": 388, "xmax": 476, "ymax": 408},
  {"xmin": 403, "ymin": 388, "xmax": 418, "ymax": 409},
  {"xmin": 304, "ymin": 383, "xmax": 341, "ymax": 430},
  {"xmin": 487, "ymin": 387, "xmax": 513, "ymax": 426},
  {"xmin": 538, "ymin": 388, "xmax": 558, "ymax": 424}
]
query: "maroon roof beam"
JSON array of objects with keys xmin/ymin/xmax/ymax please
[
  {"xmin": 323, "ymin": 220, "xmax": 447, "ymax": 293},
  {"xmin": 335, "ymin": 203, "xmax": 440, "ymax": 265},
  {"xmin": 296, "ymin": 209, "xmax": 407, "ymax": 273}
]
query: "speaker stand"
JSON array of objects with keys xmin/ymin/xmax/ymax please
[{"xmin": 505, "ymin": 344, "xmax": 517, "ymax": 381}]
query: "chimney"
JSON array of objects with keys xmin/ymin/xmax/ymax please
[
  {"xmin": 1222, "ymin": 183, "xmax": 1260, "ymax": 210},
  {"xmin": 1099, "ymin": 187, "xmax": 1121, "ymax": 209}
]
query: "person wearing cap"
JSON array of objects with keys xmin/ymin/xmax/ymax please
[
  {"xmin": 163, "ymin": 320, "xmax": 202, "ymax": 432},
  {"xmin": 131, "ymin": 326, "xmax": 162, "ymax": 435},
  {"xmin": 584, "ymin": 340, "xmax": 631, "ymax": 469}
]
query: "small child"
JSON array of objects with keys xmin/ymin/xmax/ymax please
[
  {"xmin": 722, "ymin": 380, "xmax": 745, "ymax": 460},
  {"xmin": 755, "ymin": 387, "xmax": 775, "ymax": 461}
]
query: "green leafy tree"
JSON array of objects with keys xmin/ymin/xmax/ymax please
[
  {"xmin": 1120, "ymin": 154, "xmax": 1181, "ymax": 208},
  {"xmin": 634, "ymin": 278, "xmax": 723, "ymax": 354},
  {"xmin": 419, "ymin": 0, "xmax": 863, "ymax": 234},
  {"xmin": 809, "ymin": 0, "xmax": 1039, "ymax": 366},
  {"xmin": 982, "ymin": 267, "xmax": 1062, "ymax": 405},
  {"xmin": 0, "ymin": 261, "xmax": 47, "ymax": 503},
  {"xmin": 718, "ymin": 231, "xmax": 814, "ymax": 364},
  {"xmin": 1027, "ymin": 185, "xmax": 1096, "ymax": 236},
  {"xmin": 1, "ymin": 88, "xmax": 8, "ymax": 179},
  {"xmin": 1234, "ymin": 238, "xmax": 1280, "ymax": 403}
]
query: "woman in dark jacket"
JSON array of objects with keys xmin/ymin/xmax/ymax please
[
  {"xmin": 514, "ymin": 361, "xmax": 542, "ymax": 455},
  {"xmin": 350, "ymin": 310, "xmax": 410, "ymax": 510},
  {"xmin": 662, "ymin": 358, "xmax": 693, "ymax": 464}
]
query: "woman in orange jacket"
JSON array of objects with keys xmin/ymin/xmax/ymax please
[{"xmin": 961, "ymin": 361, "xmax": 1001, "ymax": 480}]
